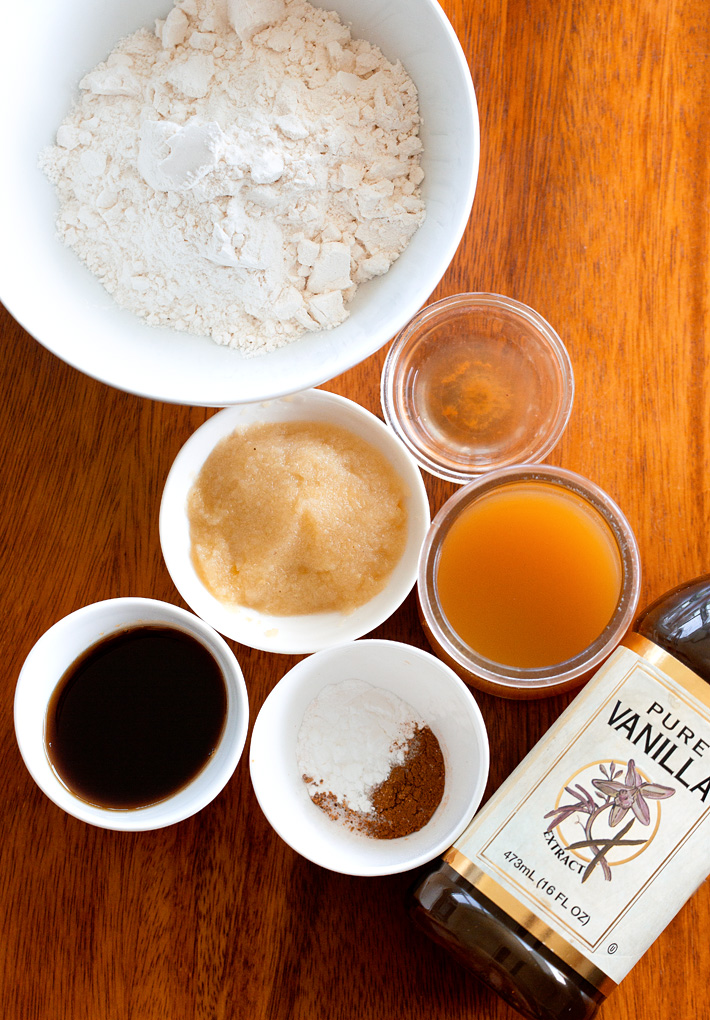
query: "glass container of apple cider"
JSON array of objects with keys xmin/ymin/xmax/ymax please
[{"xmin": 418, "ymin": 466, "xmax": 641, "ymax": 697}]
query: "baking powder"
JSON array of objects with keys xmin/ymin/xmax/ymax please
[{"xmin": 297, "ymin": 678, "xmax": 422, "ymax": 816}]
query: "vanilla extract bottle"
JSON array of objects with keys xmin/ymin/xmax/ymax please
[{"xmin": 409, "ymin": 575, "xmax": 710, "ymax": 1020}]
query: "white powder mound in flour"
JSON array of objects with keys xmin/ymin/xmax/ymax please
[{"xmin": 40, "ymin": 0, "xmax": 426, "ymax": 355}]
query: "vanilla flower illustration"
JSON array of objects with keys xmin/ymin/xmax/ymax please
[
  {"xmin": 591, "ymin": 758, "xmax": 675, "ymax": 826},
  {"xmin": 544, "ymin": 759, "xmax": 676, "ymax": 884}
]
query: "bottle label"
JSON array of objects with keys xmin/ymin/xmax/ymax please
[{"xmin": 449, "ymin": 639, "xmax": 710, "ymax": 990}]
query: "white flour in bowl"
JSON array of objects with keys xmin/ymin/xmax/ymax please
[{"xmin": 40, "ymin": 0, "xmax": 426, "ymax": 355}]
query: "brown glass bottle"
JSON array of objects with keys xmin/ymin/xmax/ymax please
[{"xmin": 409, "ymin": 575, "xmax": 710, "ymax": 1020}]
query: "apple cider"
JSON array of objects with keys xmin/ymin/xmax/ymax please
[{"xmin": 435, "ymin": 481, "xmax": 623, "ymax": 669}]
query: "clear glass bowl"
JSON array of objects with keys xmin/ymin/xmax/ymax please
[
  {"xmin": 381, "ymin": 293, "xmax": 574, "ymax": 484},
  {"xmin": 417, "ymin": 465, "xmax": 641, "ymax": 698}
]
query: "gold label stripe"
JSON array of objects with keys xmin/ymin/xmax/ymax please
[
  {"xmin": 623, "ymin": 634, "xmax": 710, "ymax": 708},
  {"xmin": 443, "ymin": 848, "xmax": 617, "ymax": 996}
]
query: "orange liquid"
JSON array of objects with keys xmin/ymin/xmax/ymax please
[{"xmin": 436, "ymin": 482, "xmax": 623, "ymax": 668}]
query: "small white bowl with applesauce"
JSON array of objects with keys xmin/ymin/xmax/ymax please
[
  {"xmin": 0, "ymin": 0, "xmax": 479, "ymax": 405},
  {"xmin": 249, "ymin": 639, "xmax": 490, "ymax": 876},
  {"xmin": 159, "ymin": 388, "xmax": 431, "ymax": 653}
]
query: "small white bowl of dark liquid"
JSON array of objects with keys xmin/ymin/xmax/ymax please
[{"xmin": 14, "ymin": 598, "xmax": 248, "ymax": 830}]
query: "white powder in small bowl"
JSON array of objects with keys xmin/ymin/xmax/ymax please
[{"xmin": 297, "ymin": 678, "xmax": 422, "ymax": 816}]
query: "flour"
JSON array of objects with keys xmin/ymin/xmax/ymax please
[
  {"xmin": 40, "ymin": 0, "xmax": 425, "ymax": 355},
  {"xmin": 296, "ymin": 678, "xmax": 423, "ymax": 816}
]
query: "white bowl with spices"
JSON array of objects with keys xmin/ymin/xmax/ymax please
[
  {"xmin": 0, "ymin": 0, "xmax": 479, "ymax": 406},
  {"xmin": 159, "ymin": 388, "xmax": 431, "ymax": 653},
  {"xmin": 249, "ymin": 639, "xmax": 490, "ymax": 877}
]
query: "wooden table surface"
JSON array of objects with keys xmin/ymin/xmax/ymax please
[{"xmin": 2, "ymin": 1, "xmax": 709, "ymax": 1017}]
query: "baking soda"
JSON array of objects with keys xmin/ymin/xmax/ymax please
[{"xmin": 296, "ymin": 678, "xmax": 421, "ymax": 815}]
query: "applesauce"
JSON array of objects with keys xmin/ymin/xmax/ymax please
[{"xmin": 187, "ymin": 421, "xmax": 409, "ymax": 615}]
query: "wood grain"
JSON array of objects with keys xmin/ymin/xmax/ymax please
[{"xmin": 2, "ymin": 1, "xmax": 709, "ymax": 1017}]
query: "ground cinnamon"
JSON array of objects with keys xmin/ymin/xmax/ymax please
[
  {"xmin": 366, "ymin": 725, "xmax": 446, "ymax": 839},
  {"xmin": 309, "ymin": 725, "xmax": 446, "ymax": 839}
]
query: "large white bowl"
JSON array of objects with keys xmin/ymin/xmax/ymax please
[
  {"xmin": 0, "ymin": 0, "xmax": 479, "ymax": 406},
  {"xmin": 249, "ymin": 640, "xmax": 490, "ymax": 876},
  {"xmin": 159, "ymin": 388, "xmax": 431, "ymax": 652}
]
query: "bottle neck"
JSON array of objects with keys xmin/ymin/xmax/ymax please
[
  {"xmin": 623, "ymin": 632, "xmax": 710, "ymax": 707},
  {"xmin": 634, "ymin": 574, "xmax": 710, "ymax": 683}
]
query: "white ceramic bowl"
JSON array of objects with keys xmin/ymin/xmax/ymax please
[
  {"xmin": 14, "ymin": 598, "xmax": 249, "ymax": 831},
  {"xmin": 249, "ymin": 639, "xmax": 490, "ymax": 876},
  {"xmin": 0, "ymin": 0, "xmax": 479, "ymax": 406},
  {"xmin": 159, "ymin": 388, "xmax": 431, "ymax": 653}
]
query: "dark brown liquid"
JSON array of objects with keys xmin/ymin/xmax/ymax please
[
  {"xmin": 409, "ymin": 864, "xmax": 602, "ymax": 1020},
  {"xmin": 45, "ymin": 626, "xmax": 228, "ymax": 810}
]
